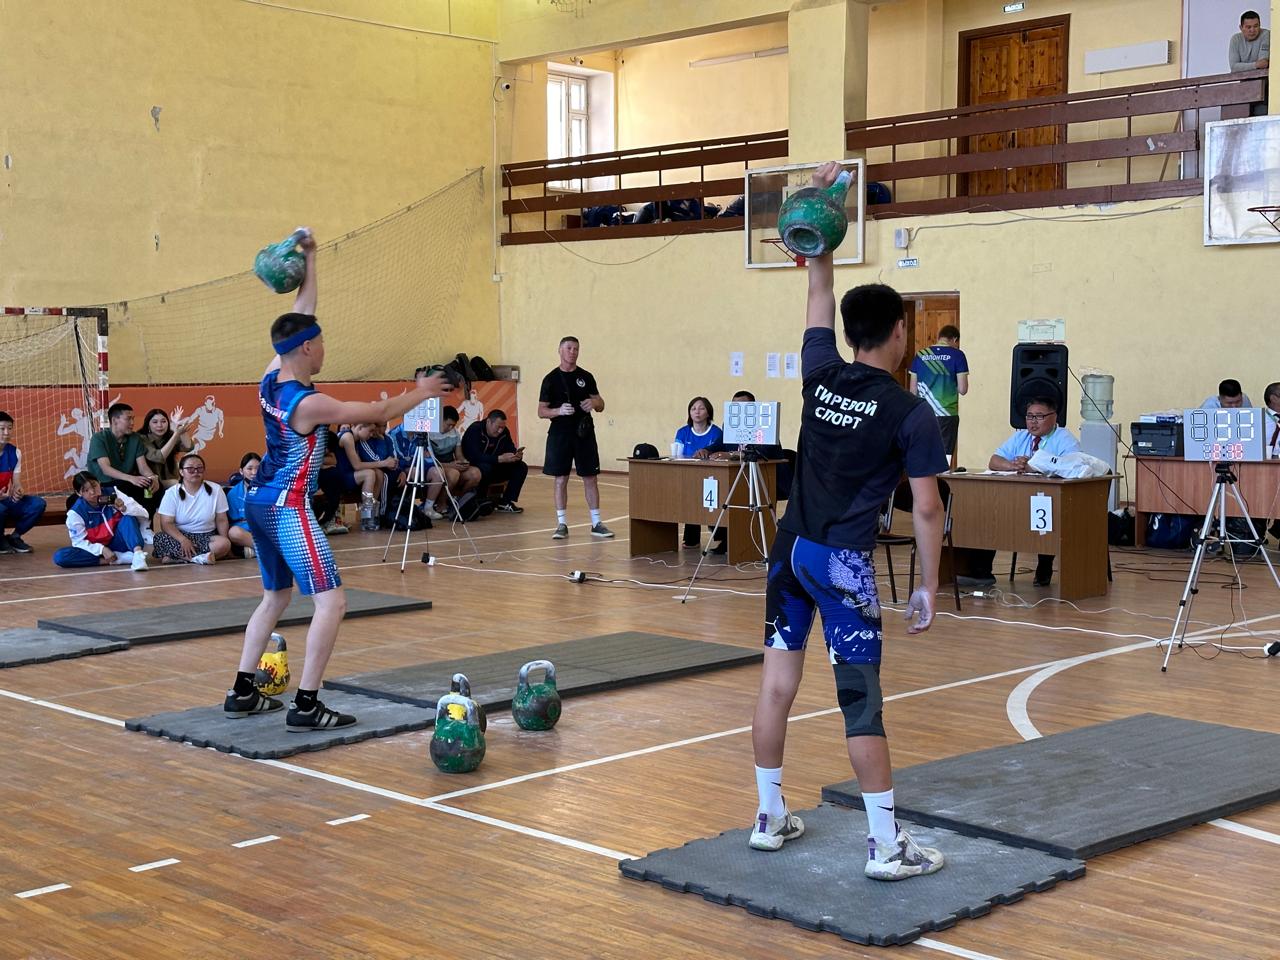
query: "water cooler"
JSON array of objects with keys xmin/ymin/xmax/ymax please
[{"xmin": 1078, "ymin": 373, "xmax": 1118, "ymax": 510}]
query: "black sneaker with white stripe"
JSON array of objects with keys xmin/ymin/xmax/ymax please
[
  {"xmin": 223, "ymin": 688, "xmax": 284, "ymax": 717},
  {"xmin": 286, "ymin": 698, "xmax": 357, "ymax": 731}
]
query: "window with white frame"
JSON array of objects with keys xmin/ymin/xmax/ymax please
[{"xmin": 548, "ymin": 72, "xmax": 589, "ymax": 189}]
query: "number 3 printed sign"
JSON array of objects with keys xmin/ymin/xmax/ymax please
[{"xmin": 1030, "ymin": 493, "xmax": 1053, "ymax": 534}]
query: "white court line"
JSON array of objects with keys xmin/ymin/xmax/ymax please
[
  {"xmin": 129, "ymin": 858, "xmax": 180, "ymax": 873},
  {"xmin": 231, "ymin": 835, "xmax": 279, "ymax": 848},
  {"xmin": 254, "ymin": 758, "xmax": 633, "ymax": 859},
  {"xmin": 0, "ymin": 687, "xmax": 124, "ymax": 727},
  {"xmin": 326, "ymin": 813, "xmax": 370, "ymax": 826},
  {"xmin": 15, "ymin": 883, "xmax": 70, "ymax": 899},
  {"xmin": 914, "ymin": 939, "xmax": 1006, "ymax": 960},
  {"xmin": 1208, "ymin": 819, "xmax": 1280, "ymax": 845}
]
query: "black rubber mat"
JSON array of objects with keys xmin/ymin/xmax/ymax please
[
  {"xmin": 619, "ymin": 804, "xmax": 1083, "ymax": 947},
  {"xmin": 325, "ymin": 632, "xmax": 761, "ymax": 710},
  {"xmin": 822, "ymin": 713, "xmax": 1280, "ymax": 859},
  {"xmin": 37, "ymin": 589, "xmax": 430, "ymax": 645},
  {"xmin": 0, "ymin": 628, "xmax": 128, "ymax": 668},
  {"xmin": 124, "ymin": 690, "xmax": 434, "ymax": 759}
]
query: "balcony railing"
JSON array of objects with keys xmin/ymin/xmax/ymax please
[{"xmin": 500, "ymin": 69, "xmax": 1266, "ymax": 244}]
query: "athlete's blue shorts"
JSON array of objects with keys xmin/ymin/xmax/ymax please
[
  {"xmin": 764, "ymin": 528, "xmax": 883, "ymax": 665},
  {"xmin": 245, "ymin": 501, "xmax": 341, "ymax": 596}
]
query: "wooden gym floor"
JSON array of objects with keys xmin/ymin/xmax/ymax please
[{"xmin": 2, "ymin": 471, "xmax": 1279, "ymax": 960}]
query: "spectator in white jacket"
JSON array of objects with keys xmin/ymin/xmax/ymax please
[{"xmin": 53, "ymin": 471, "xmax": 150, "ymax": 571}]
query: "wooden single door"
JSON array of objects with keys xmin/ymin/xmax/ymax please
[{"xmin": 961, "ymin": 17, "xmax": 1068, "ymax": 196}]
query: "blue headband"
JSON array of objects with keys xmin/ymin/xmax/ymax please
[{"xmin": 273, "ymin": 323, "xmax": 322, "ymax": 355}]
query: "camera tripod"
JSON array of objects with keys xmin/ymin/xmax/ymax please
[
  {"xmin": 680, "ymin": 452, "xmax": 776, "ymax": 602},
  {"xmin": 1161, "ymin": 462, "xmax": 1280, "ymax": 671},
  {"xmin": 382, "ymin": 438, "xmax": 479, "ymax": 573}
]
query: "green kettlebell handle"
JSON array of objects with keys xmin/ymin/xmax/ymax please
[
  {"xmin": 275, "ymin": 228, "xmax": 309, "ymax": 255},
  {"xmin": 518, "ymin": 659, "xmax": 556, "ymax": 688},
  {"xmin": 450, "ymin": 672, "xmax": 472, "ymax": 698},
  {"xmin": 436, "ymin": 691, "xmax": 480, "ymax": 726}
]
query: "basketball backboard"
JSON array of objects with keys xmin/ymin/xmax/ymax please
[
  {"xmin": 745, "ymin": 159, "xmax": 866, "ymax": 269},
  {"xmin": 1203, "ymin": 115, "xmax": 1280, "ymax": 245}
]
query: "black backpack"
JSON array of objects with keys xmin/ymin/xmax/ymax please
[{"xmin": 469, "ymin": 356, "xmax": 496, "ymax": 381}]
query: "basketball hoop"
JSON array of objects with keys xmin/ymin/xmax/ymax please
[
  {"xmin": 761, "ymin": 237, "xmax": 805, "ymax": 267},
  {"xmin": 1248, "ymin": 206, "xmax": 1280, "ymax": 234}
]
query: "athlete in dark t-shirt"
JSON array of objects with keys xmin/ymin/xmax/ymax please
[
  {"xmin": 747, "ymin": 162, "xmax": 948, "ymax": 882},
  {"xmin": 537, "ymin": 336, "xmax": 614, "ymax": 540}
]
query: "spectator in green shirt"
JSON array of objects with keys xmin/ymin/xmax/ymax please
[{"xmin": 88, "ymin": 402, "xmax": 160, "ymax": 516}]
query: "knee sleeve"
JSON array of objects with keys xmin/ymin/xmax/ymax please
[{"xmin": 834, "ymin": 662, "xmax": 885, "ymax": 738}]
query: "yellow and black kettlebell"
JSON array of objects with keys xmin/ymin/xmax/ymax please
[
  {"xmin": 450, "ymin": 672, "xmax": 487, "ymax": 732},
  {"xmin": 254, "ymin": 632, "xmax": 290, "ymax": 696},
  {"xmin": 430, "ymin": 692, "xmax": 486, "ymax": 774},
  {"xmin": 512, "ymin": 659, "xmax": 561, "ymax": 731}
]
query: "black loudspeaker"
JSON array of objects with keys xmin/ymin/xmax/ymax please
[{"xmin": 1009, "ymin": 344, "xmax": 1068, "ymax": 429}]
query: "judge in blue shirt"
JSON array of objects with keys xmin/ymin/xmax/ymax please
[{"xmin": 959, "ymin": 396, "xmax": 1079, "ymax": 588}]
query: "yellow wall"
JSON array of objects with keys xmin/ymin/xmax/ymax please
[
  {"xmin": 500, "ymin": 196, "xmax": 1272, "ymax": 476},
  {"xmin": 498, "ymin": 0, "xmax": 789, "ymax": 63},
  {"xmin": 0, "ymin": 0, "xmax": 502, "ymax": 378},
  {"xmin": 617, "ymin": 23, "xmax": 789, "ymax": 147}
]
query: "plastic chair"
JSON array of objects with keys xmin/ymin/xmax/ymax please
[{"xmin": 876, "ymin": 478, "xmax": 962, "ymax": 612}]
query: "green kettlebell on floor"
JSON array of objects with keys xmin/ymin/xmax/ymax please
[
  {"xmin": 512, "ymin": 659, "xmax": 561, "ymax": 731},
  {"xmin": 450, "ymin": 672, "xmax": 487, "ymax": 732},
  {"xmin": 253, "ymin": 228, "xmax": 310, "ymax": 294},
  {"xmin": 777, "ymin": 168, "xmax": 854, "ymax": 258},
  {"xmin": 430, "ymin": 692, "xmax": 486, "ymax": 774}
]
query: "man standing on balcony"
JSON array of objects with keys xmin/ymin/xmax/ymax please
[{"xmin": 1230, "ymin": 10, "xmax": 1270, "ymax": 114}]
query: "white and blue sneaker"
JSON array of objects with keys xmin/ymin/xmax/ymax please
[
  {"xmin": 748, "ymin": 808, "xmax": 805, "ymax": 851},
  {"xmin": 865, "ymin": 827, "xmax": 944, "ymax": 880}
]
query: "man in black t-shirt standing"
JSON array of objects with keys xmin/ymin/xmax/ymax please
[
  {"xmin": 747, "ymin": 162, "xmax": 948, "ymax": 882},
  {"xmin": 537, "ymin": 336, "xmax": 614, "ymax": 540}
]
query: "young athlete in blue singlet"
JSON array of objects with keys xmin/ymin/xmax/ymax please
[{"xmin": 222, "ymin": 227, "xmax": 454, "ymax": 730}]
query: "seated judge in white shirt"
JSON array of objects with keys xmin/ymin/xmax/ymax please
[
  {"xmin": 1200, "ymin": 378, "xmax": 1253, "ymax": 409},
  {"xmin": 989, "ymin": 396, "xmax": 1080, "ymax": 474},
  {"xmin": 152, "ymin": 453, "xmax": 231, "ymax": 565},
  {"xmin": 1265, "ymin": 382, "xmax": 1280, "ymax": 458}
]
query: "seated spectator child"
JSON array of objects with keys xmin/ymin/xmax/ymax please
[
  {"xmin": 0, "ymin": 410, "xmax": 47, "ymax": 555},
  {"xmin": 429, "ymin": 405, "xmax": 481, "ymax": 515},
  {"xmin": 152, "ymin": 453, "xmax": 231, "ymax": 564},
  {"xmin": 674, "ymin": 397, "xmax": 724, "ymax": 548},
  {"xmin": 337, "ymin": 422, "xmax": 396, "ymax": 531},
  {"xmin": 386, "ymin": 419, "xmax": 446, "ymax": 521},
  {"xmin": 54, "ymin": 471, "xmax": 149, "ymax": 571},
  {"xmin": 225, "ymin": 452, "xmax": 260, "ymax": 559},
  {"xmin": 312, "ymin": 428, "xmax": 348, "ymax": 536},
  {"xmin": 138, "ymin": 407, "xmax": 194, "ymax": 489}
]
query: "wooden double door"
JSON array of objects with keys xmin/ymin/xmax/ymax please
[{"xmin": 960, "ymin": 16, "xmax": 1069, "ymax": 196}]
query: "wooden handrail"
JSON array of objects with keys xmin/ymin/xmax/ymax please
[
  {"xmin": 845, "ymin": 68, "xmax": 1267, "ymax": 130},
  {"xmin": 502, "ymin": 177, "xmax": 743, "ymax": 216},
  {"xmin": 503, "ymin": 129, "xmax": 787, "ymax": 172},
  {"xmin": 503, "ymin": 139, "xmax": 787, "ymax": 187}
]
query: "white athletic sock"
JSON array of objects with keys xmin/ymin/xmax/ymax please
[
  {"xmin": 862, "ymin": 788, "xmax": 897, "ymax": 848},
  {"xmin": 556, "ymin": 510, "xmax": 567, "ymax": 525},
  {"xmin": 590, "ymin": 509, "xmax": 601, "ymax": 526},
  {"xmin": 113, "ymin": 551, "xmax": 134, "ymax": 565},
  {"xmin": 755, "ymin": 765, "xmax": 785, "ymax": 818}
]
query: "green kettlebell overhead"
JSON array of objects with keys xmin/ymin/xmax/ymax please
[
  {"xmin": 253, "ymin": 228, "xmax": 310, "ymax": 294},
  {"xmin": 450, "ymin": 672, "xmax": 487, "ymax": 732},
  {"xmin": 777, "ymin": 168, "xmax": 853, "ymax": 259},
  {"xmin": 430, "ymin": 691, "xmax": 486, "ymax": 774},
  {"xmin": 512, "ymin": 659, "xmax": 561, "ymax": 731}
]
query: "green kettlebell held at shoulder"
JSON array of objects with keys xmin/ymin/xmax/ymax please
[
  {"xmin": 430, "ymin": 691, "xmax": 486, "ymax": 774},
  {"xmin": 777, "ymin": 168, "xmax": 853, "ymax": 259},
  {"xmin": 512, "ymin": 659, "xmax": 561, "ymax": 731},
  {"xmin": 253, "ymin": 228, "xmax": 310, "ymax": 294}
]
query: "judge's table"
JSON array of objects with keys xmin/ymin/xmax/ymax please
[
  {"xmin": 1128, "ymin": 456, "xmax": 1280, "ymax": 546},
  {"xmin": 943, "ymin": 470, "xmax": 1113, "ymax": 601},
  {"xmin": 624, "ymin": 457, "xmax": 780, "ymax": 564}
]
